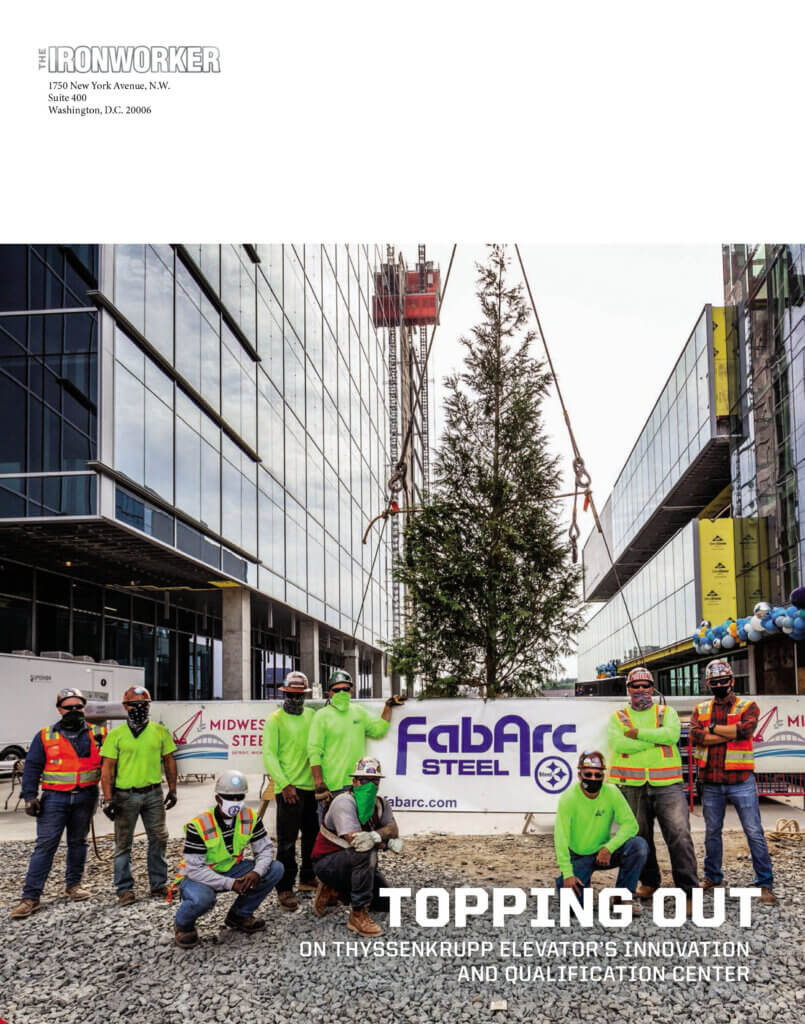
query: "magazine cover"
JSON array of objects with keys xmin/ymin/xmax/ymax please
[{"xmin": 1, "ymin": 5, "xmax": 804, "ymax": 1024}]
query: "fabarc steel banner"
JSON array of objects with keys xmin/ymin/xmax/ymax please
[{"xmin": 151, "ymin": 696, "xmax": 805, "ymax": 813}]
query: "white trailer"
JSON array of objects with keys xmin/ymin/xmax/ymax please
[{"xmin": 0, "ymin": 653, "xmax": 145, "ymax": 761}]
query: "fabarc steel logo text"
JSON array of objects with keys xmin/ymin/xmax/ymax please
[
  {"xmin": 42, "ymin": 46, "xmax": 221, "ymax": 73},
  {"xmin": 396, "ymin": 714, "xmax": 577, "ymax": 792}
]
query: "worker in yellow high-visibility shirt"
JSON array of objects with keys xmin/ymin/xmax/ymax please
[{"xmin": 608, "ymin": 666, "xmax": 699, "ymax": 910}]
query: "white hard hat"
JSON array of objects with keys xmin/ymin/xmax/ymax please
[{"xmin": 214, "ymin": 770, "xmax": 248, "ymax": 796}]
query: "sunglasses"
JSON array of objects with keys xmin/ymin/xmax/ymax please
[
  {"xmin": 123, "ymin": 700, "xmax": 150, "ymax": 707},
  {"xmin": 330, "ymin": 686, "xmax": 352, "ymax": 694},
  {"xmin": 628, "ymin": 682, "xmax": 653, "ymax": 690},
  {"xmin": 580, "ymin": 770, "xmax": 605, "ymax": 780}
]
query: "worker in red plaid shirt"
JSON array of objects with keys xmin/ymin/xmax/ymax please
[{"xmin": 689, "ymin": 659, "xmax": 776, "ymax": 905}]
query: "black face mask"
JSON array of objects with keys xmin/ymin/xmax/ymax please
[
  {"xmin": 127, "ymin": 703, "xmax": 150, "ymax": 727},
  {"xmin": 710, "ymin": 684, "xmax": 733, "ymax": 701},
  {"xmin": 580, "ymin": 777, "xmax": 604, "ymax": 794},
  {"xmin": 60, "ymin": 709, "xmax": 85, "ymax": 731},
  {"xmin": 283, "ymin": 695, "xmax": 305, "ymax": 715}
]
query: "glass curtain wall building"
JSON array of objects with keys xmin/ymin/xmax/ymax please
[{"xmin": 0, "ymin": 244, "xmax": 398, "ymax": 701}]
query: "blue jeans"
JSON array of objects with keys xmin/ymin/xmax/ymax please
[
  {"xmin": 555, "ymin": 836, "xmax": 649, "ymax": 894},
  {"xmin": 113, "ymin": 787, "xmax": 169, "ymax": 894},
  {"xmin": 22, "ymin": 788, "xmax": 98, "ymax": 900},
  {"xmin": 175, "ymin": 858, "xmax": 284, "ymax": 930},
  {"xmin": 621, "ymin": 783, "xmax": 699, "ymax": 895},
  {"xmin": 701, "ymin": 777, "xmax": 773, "ymax": 888}
]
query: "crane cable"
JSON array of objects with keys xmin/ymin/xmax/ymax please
[
  {"xmin": 514, "ymin": 244, "xmax": 644, "ymax": 662},
  {"xmin": 351, "ymin": 245, "xmax": 458, "ymax": 641}
]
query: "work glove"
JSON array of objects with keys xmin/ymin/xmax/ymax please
[
  {"xmin": 102, "ymin": 799, "xmax": 117, "ymax": 821},
  {"xmin": 385, "ymin": 695, "xmax": 408, "ymax": 707},
  {"xmin": 351, "ymin": 831, "xmax": 380, "ymax": 852},
  {"xmin": 163, "ymin": 789, "xmax": 178, "ymax": 810},
  {"xmin": 387, "ymin": 837, "xmax": 404, "ymax": 854},
  {"xmin": 24, "ymin": 798, "xmax": 41, "ymax": 817},
  {"xmin": 314, "ymin": 783, "xmax": 332, "ymax": 803}
]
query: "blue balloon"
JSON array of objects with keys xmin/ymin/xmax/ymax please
[
  {"xmin": 761, "ymin": 616, "xmax": 775, "ymax": 631},
  {"xmin": 738, "ymin": 627, "xmax": 748, "ymax": 641},
  {"xmin": 787, "ymin": 606, "xmax": 798, "ymax": 619},
  {"xmin": 746, "ymin": 628, "xmax": 763, "ymax": 642},
  {"xmin": 721, "ymin": 635, "xmax": 736, "ymax": 649}
]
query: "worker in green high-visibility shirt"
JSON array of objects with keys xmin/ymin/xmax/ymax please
[
  {"xmin": 608, "ymin": 665, "xmax": 699, "ymax": 909},
  {"xmin": 307, "ymin": 669, "xmax": 406, "ymax": 817},
  {"xmin": 261, "ymin": 671, "xmax": 318, "ymax": 913}
]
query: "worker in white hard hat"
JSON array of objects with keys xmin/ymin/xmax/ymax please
[
  {"xmin": 689, "ymin": 658, "xmax": 776, "ymax": 905},
  {"xmin": 171, "ymin": 769, "xmax": 284, "ymax": 949},
  {"xmin": 10, "ymin": 688, "xmax": 107, "ymax": 919},
  {"xmin": 99, "ymin": 686, "xmax": 178, "ymax": 906},
  {"xmin": 262, "ymin": 670, "xmax": 318, "ymax": 912},
  {"xmin": 310, "ymin": 756, "xmax": 402, "ymax": 937}
]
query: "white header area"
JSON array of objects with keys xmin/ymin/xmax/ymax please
[{"xmin": 4, "ymin": 1, "xmax": 805, "ymax": 239}]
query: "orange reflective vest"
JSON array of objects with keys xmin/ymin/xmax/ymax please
[
  {"xmin": 609, "ymin": 704, "xmax": 683, "ymax": 786},
  {"xmin": 693, "ymin": 697, "xmax": 755, "ymax": 771},
  {"xmin": 40, "ymin": 725, "xmax": 107, "ymax": 791}
]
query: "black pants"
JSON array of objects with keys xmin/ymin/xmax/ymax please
[
  {"xmin": 312, "ymin": 847, "xmax": 390, "ymax": 911},
  {"xmin": 620, "ymin": 783, "xmax": 699, "ymax": 895},
  {"xmin": 275, "ymin": 789, "xmax": 319, "ymax": 892}
]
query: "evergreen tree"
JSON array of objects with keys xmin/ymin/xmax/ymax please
[{"xmin": 391, "ymin": 245, "xmax": 582, "ymax": 698}]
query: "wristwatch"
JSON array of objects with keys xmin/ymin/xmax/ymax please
[{"xmin": 708, "ymin": 722, "xmax": 717, "ymax": 735}]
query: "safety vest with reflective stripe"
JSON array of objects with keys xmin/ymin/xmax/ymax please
[
  {"xmin": 40, "ymin": 725, "xmax": 107, "ymax": 791},
  {"xmin": 608, "ymin": 704, "xmax": 683, "ymax": 787},
  {"xmin": 182, "ymin": 807, "xmax": 257, "ymax": 875},
  {"xmin": 693, "ymin": 697, "xmax": 755, "ymax": 771}
]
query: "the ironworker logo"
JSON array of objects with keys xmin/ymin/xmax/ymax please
[{"xmin": 534, "ymin": 756, "xmax": 571, "ymax": 794}]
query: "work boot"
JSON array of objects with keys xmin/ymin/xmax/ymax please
[
  {"xmin": 700, "ymin": 879, "xmax": 724, "ymax": 892},
  {"xmin": 10, "ymin": 898, "xmax": 40, "ymax": 919},
  {"xmin": 150, "ymin": 885, "xmax": 170, "ymax": 898},
  {"xmin": 313, "ymin": 881, "xmax": 340, "ymax": 917},
  {"xmin": 636, "ymin": 884, "xmax": 658, "ymax": 901},
  {"xmin": 347, "ymin": 906, "xmax": 382, "ymax": 937},
  {"xmin": 117, "ymin": 891, "xmax": 136, "ymax": 907},
  {"xmin": 174, "ymin": 924, "xmax": 199, "ymax": 949},
  {"xmin": 65, "ymin": 884, "xmax": 91, "ymax": 902},
  {"xmin": 224, "ymin": 911, "xmax": 266, "ymax": 934},
  {"xmin": 277, "ymin": 890, "xmax": 299, "ymax": 912},
  {"xmin": 760, "ymin": 887, "xmax": 778, "ymax": 906}
]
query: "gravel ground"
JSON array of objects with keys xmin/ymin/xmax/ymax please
[{"xmin": 0, "ymin": 830, "xmax": 803, "ymax": 1024}]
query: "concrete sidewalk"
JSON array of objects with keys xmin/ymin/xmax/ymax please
[{"xmin": 1, "ymin": 774, "xmax": 803, "ymax": 841}]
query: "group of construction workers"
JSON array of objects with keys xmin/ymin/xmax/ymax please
[
  {"xmin": 9, "ymin": 669, "xmax": 408, "ymax": 946},
  {"xmin": 9, "ymin": 656, "xmax": 777, "ymax": 947},
  {"xmin": 554, "ymin": 658, "xmax": 777, "ymax": 913}
]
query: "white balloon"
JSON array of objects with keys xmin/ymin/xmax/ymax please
[
  {"xmin": 721, "ymin": 635, "xmax": 735, "ymax": 649},
  {"xmin": 746, "ymin": 628, "xmax": 763, "ymax": 642},
  {"xmin": 749, "ymin": 616, "xmax": 763, "ymax": 632}
]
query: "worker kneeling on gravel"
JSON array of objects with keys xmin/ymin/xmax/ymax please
[
  {"xmin": 311, "ymin": 757, "xmax": 402, "ymax": 937},
  {"xmin": 171, "ymin": 770, "xmax": 284, "ymax": 949},
  {"xmin": 554, "ymin": 751, "xmax": 649, "ymax": 915}
]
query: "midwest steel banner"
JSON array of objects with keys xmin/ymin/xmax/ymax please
[{"xmin": 151, "ymin": 697, "xmax": 805, "ymax": 812}]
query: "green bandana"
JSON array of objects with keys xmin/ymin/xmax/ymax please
[
  {"xmin": 353, "ymin": 783, "xmax": 378, "ymax": 824},
  {"xmin": 331, "ymin": 691, "xmax": 351, "ymax": 712}
]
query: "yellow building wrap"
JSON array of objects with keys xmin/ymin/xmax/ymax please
[
  {"xmin": 711, "ymin": 306, "xmax": 730, "ymax": 417},
  {"xmin": 699, "ymin": 518, "xmax": 737, "ymax": 623}
]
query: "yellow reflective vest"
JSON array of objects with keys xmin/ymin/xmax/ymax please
[{"xmin": 608, "ymin": 703, "xmax": 683, "ymax": 787}]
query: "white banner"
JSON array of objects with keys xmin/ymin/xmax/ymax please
[{"xmin": 150, "ymin": 696, "xmax": 805, "ymax": 812}]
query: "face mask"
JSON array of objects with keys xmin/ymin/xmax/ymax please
[
  {"xmin": 60, "ymin": 709, "xmax": 85, "ymax": 731},
  {"xmin": 330, "ymin": 690, "xmax": 351, "ymax": 712},
  {"xmin": 353, "ymin": 782, "xmax": 378, "ymax": 823},
  {"xmin": 710, "ymin": 683, "xmax": 733, "ymax": 701},
  {"xmin": 127, "ymin": 702, "xmax": 150, "ymax": 726},
  {"xmin": 580, "ymin": 776, "xmax": 604, "ymax": 794},
  {"xmin": 629, "ymin": 691, "xmax": 653, "ymax": 711},
  {"xmin": 219, "ymin": 798, "xmax": 243, "ymax": 819},
  {"xmin": 283, "ymin": 695, "xmax": 305, "ymax": 715}
]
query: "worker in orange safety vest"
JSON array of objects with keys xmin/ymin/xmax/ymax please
[{"xmin": 10, "ymin": 688, "xmax": 107, "ymax": 919}]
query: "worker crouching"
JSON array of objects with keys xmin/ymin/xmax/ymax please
[
  {"xmin": 311, "ymin": 757, "xmax": 402, "ymax": 937},
  {"xmin": 172, "ymin": 770, "xmax": 284, "ymax": 949}
]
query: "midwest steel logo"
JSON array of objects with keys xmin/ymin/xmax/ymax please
[
  {"xmin": 396, "ymin": 714, "xmax": 577, "ymax": 792},
  {"xmin": 39, "ymin": 46, "xmax": 221, "ymax": 73}
]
